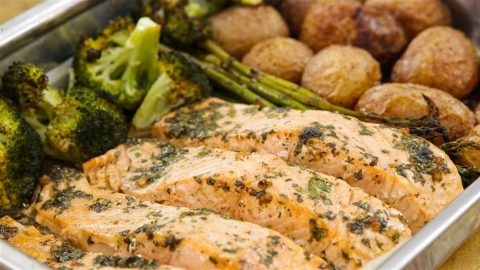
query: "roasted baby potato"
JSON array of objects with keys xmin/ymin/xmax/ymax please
[
  {"xmin": 279, "ymin": 0, "xmax": 315, "ymax": 36},
  {"xmin": 391, "ymin": 26, "xmax": 478, "ymax": 99},
  {"xmin": 210, "ymin": 5, "xmax": 289, "ymax": 58},
  {"xmin": 299, "ymin": 0, "xmax": 406, "ymax": 63},
  {"xmin": 364, "ymin": 0, "xmax": 451, "ymax": 39},
  {"xmin": 354, "ymin": 6, "xmax": 407, "ymax": 64},
  {"xmin": 242, "ymin": 37, "xmax": 314, "ymax": 82},
  {"xmin": 279, "ymin": 0, "xmax": 366, "ymax": 36},
  {"xmin": 356, "ymin": 83, "xmax": 476, "ymax": 140},
  {"xmin": 301, "ymin": 45, "xmax": 381, "ymax": 108},
  {"xmin": 299, "ymin": 0, "xmax": 360, "ymax": 52}
]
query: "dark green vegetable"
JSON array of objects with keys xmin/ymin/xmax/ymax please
[
  {"xmin": 1, "ymin": 62, "xmax": 128, "ymax": 164},
  {"xmin": 132, "ymin": 51, "xmax": 211, "ymax": 131},
  {"xmin": 142, "ymin": 0, "xmax": 225, "ymax": 49},
  {"xmin": 0, "ymin": 97, "xmax": 43, "ymax": 214},
  {"xmin": 74, "ymin": 17, "xmax": 160, "ymax": 110}
]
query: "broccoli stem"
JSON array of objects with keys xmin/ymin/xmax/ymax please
[
  {"xmin": 132, "ymin": 73, "xmax": 175, "ymax": 130},
  {"xmin": 202, "ymin": 40, "xmax": 449, "ymax": 142}
]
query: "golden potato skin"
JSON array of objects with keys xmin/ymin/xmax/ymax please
[
  {"xmin": 210, "ymin": 5, "xmax": 289, "ymax": 59},
  {"xmin": 299, "ymin": 0, "xmax": 407, "ymax": 63},
  {"xmin": 301, "ymin": 45, "xmax": 381, "ymax": 108},
  {"xmin": 299, "ymin": 0, "xmax": 360, "ymax": 52},
  {"xmin": 391, "ymin": 26, "xmax": 479, "ymax": 99},
  {"xmin": 364, "ymin": 0, "xmax": 451, "ymax": 39},
  {"xmin": 280, "ymin": 0, "xmax": 365, "ymax": 36},
  {"xmin": 356, "ymin": 83, "xmax": 476, "ymax": 140},
  {"xmin": 242, "ymin": 37, "xmax": 314, "ymax": 82}
]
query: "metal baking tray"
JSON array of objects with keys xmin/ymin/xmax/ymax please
[{"xmin": 0, "ymin": 0, "xmax": 479, "ymax": 269}]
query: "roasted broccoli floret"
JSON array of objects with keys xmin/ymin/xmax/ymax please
[
  {"xmin": 142, "ymin": 0, "xmax": 222, "ymax": 49},
  {"xmin": 0, "ymin": 97, "xmax": 43, "ymax": 214},
  {"xmin": 74, "ymin": 17, "xmax": 161, "ymax": 110},
  {"xmin": 132, "ymin": 51, "xmax": 211, "ymax": 130},
  {"xmin": 1, "ymin": 62, "xmax": 128, "ymax": 164}
]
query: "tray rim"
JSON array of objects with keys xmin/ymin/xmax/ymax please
[{"xmin": 0, "ymin": 0, "xmax": 479, "ymax": 269}]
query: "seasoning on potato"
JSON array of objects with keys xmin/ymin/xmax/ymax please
[
  {"xmin": 356, "ymin": 83, "xmax": 476, "ymax": 140},
  {"xmin": 391, "ymin": 26, "xmax": 479, "ymax": 99},
  {"xmin": 299, "ymin": 0, "xmax": 407, "ymax": 63},
  {"xmin": 301, "ymin": 45, "xmax": 381, "ymax": 108},
  {"xmin": 364, "ymin": 0, "xmax": 451, "ymax": 39},
  {"xmin": 210, "ymin": 5, "xmax": 289, "ymax": 59},
  {"xmin": 242, "ymin": 37, "xmax": 314, "ymax": 82}
]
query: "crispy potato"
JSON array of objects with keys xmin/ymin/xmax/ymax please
[
  {"xmin": 280, "ymin": 0, "xmax": 365, "ymax": 36},
  {"xmin": 364, "ymin": 0, "xmax": 451, "ymax": 39},
  {"xmin": 210, "ymin": 5, "xmax": 289, "ymax": 59},
  {"xmin": 299, "ymin": 0, "xmax": 406, "ymax": 63},
  {"xmin": 242, "ymin": 37, "xmax": 314, "ymax": 82},
  {"xmin": 279, "ymin": 0, "xmax": 315, "ymax": 36},
  {"xmin": 355, "ymin": 6, "xmax": 407, "ymax": 64},
  {"xmin": 356, "ymin": 83, "xmax": 476, "ymax": 140},
  {"xmin": 301, "ymin": 45, "xmax": 381, "ymax": 108},
  {"xmin": 391, "ymin": 26, "xmax": 478, "ymax": 99},
  {"xmin": 299, "ymin": 0, "xmax": 360, "ymax": 52}
]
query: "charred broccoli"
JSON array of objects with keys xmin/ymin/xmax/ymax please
[
  {"xmin": 142, "ymin": 0, "xmax": 222, "ymax": 49},
  {"xmin": 74, "ymin": 17, "xmax": 161, "ymax": 110},
  {"xmin": 132, "ymin": 51, "xmax": 211, "ymax": 130},
  {"xmin": 1, "ymin": 62, "xmax": 128, "ymax": 164},
  {"xmin": 0, "ymin": 97, "xmax": 43, "ymax": 214}
]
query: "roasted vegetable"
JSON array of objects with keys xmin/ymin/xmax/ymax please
[
  {"xmin": 392, "ymin": 26, "xmax": 478, "ymax": 99},
  {"xmin": 210, "ymin": 5, "xmax": 289, "ymax": 58},
  {"xmin": 0, "ymin": 97, "xmax": 43, "ymax": 214},
  {"xmin": 1, "ymin": 62, "xmax": 128, "ymax": 164},
  {"xmin": 132, "ymin": 51, "xmax": 211, "ymax": 130},
  {"xmin": 142, "ymin": 0, "xmax": 221, "ymax": 49},
  {"xmin": 74, "ymin": 17, "xmax": 161, "ymax": 110}
]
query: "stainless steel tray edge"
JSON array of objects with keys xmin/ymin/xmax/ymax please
[
  {"xmin": 378, "ymin": 178, "xmax": 480, "ymax": 270},
  {"xmin": 0, "ymin": 0, "xmax": 479, "ymax": 269}
]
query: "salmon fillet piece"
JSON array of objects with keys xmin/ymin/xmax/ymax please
[
  {"xmin": 152, "ymin": 98, "xmax": 463, "ymax": 232},
  {"xmin": 34, "ymin": 167, "xmax": 327, "ymax": 270},
  {"xmin": 0, "ymin": 216, "xmax": 176, "ymax": 270},
  {"xmin": 83, "ymin": 139, "xmax": 411, "ymax": 269}
]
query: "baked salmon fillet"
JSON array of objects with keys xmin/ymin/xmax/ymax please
[
  {"xmin": 34, "ymin": 167, "xmax": 327, "ymax": 270},
  {"xmin": 0, "ymin": 216, "xmax": 176, "ymax": 270},
  {"xmin": 152, "ymin": 98, "xmax": 463, "ymax": 232},
  {"xmin": 83, "ymin": 139, "xmax": 411, "ymax": 269}
]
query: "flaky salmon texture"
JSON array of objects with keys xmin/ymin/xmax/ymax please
[
  {"xmin": 152, "ymin": 98, "xmax": 463, "ymax": 232},
  {"xmin": 34, "ymin": 167, "xmax": 327, "ymax": 270},
  {"xmin": 0, "ymin": 216, "xmax": 178, "ymax": 270},
  {"xmin": 84, "ymin": 139, "xmax": 411, "ymax": 269}
]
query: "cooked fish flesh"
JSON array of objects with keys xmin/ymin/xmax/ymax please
[
  {"xmin": 34, "ymin": 167, "xmax": 327, "ymax": 270},
  {"xmin": 0, "ymin": 216, "xmax": 176, "ymax": 270},
  {"xmin": 152, "ymin": 98, "xmax": 463, "ymax": 232},
  {"xmin": 84, "ymin": 139, "xmax": 411, "ymax": 269}
]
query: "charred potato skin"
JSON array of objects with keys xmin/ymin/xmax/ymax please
[
  {"xmin": 364, "ymin": 0, "xmax": 451, "ymax": 39},
  {"xmin": 299, "ymin": 0, "xmax": 407, "ymax": 63},
  {"xmin": 242, "ymin": 37, "xmax": 314, "ymax": 83},
  {"xmin": 356, "ymin": 83, "xmax": 476, "ymax": 140},
  {"xmin": 354, "ymin": 6, "xmax": 407, "ymax": 64},
  {"xmin": 301, "ymin": 45, "xmax": 381, "ymax": 108},
  {"xmin": 210, "ymin": 5, "xmax": 289, "ymax": 59},
  {"xmin": 391, "ymin": 26, "xmax": 479, "ymax": 99}
]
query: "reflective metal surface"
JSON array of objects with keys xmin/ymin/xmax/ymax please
[{"xmin": 0, "ymin": 0, "xmax": 479, "ymax": 269}]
